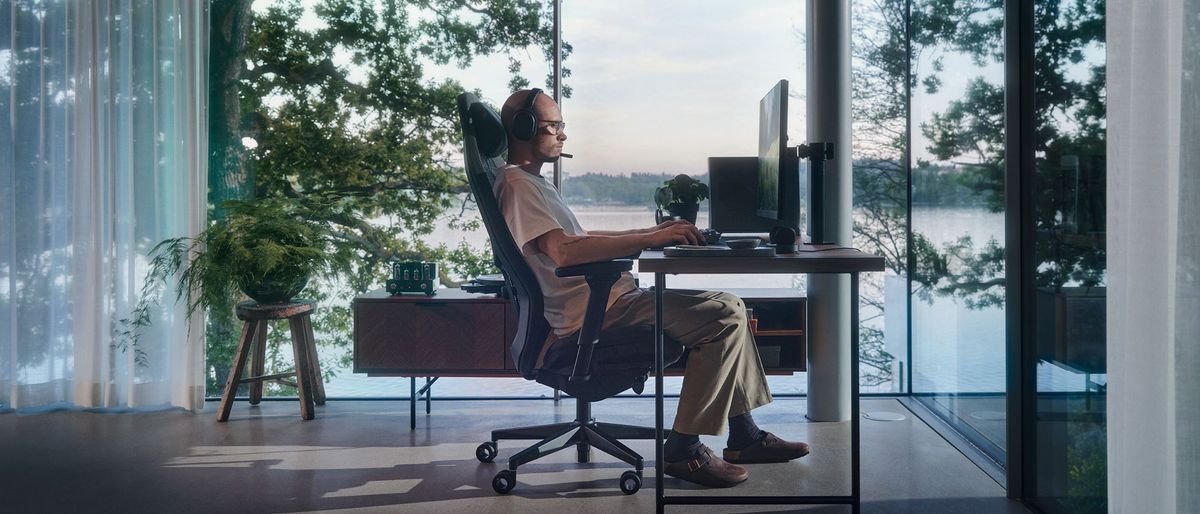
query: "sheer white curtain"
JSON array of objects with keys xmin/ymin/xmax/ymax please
[
  {"xmin": 1, "ymin": 0, "xmax": 207, "ymax": 411},
  {"xmin": 1107, "ymin": 0, "xmax": 1200, "ymax": 512}
]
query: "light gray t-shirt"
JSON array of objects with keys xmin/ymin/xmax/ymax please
[{"xmin": 493, "ymin": 165, "xmax": 638, "ymax": 337}]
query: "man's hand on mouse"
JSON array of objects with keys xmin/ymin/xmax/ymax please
[{"xmin": 646, "ymin": 221, "xmax": 704, "ymax": 247}]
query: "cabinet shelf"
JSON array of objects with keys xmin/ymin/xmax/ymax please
[{"xmin": 753, "ymin": 329, "xmax": 805, "ymax": 337}]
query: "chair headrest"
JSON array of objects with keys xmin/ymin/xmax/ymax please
[{"xmin": 468, "ymin": 101, "xmax": 507, "ymax": 158}]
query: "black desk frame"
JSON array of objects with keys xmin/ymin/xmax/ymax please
[{"xmin": 643, "ymin": 249, "xmax": 878, "ymax": 514}]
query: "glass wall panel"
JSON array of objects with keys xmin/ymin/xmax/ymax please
[
  {"xmin": 909, "ymin": 0, "xmax": 1008, "ymax": 461},
  {"xmin": 1029, "ymin": 1, "xmax": 1107, "ymax": 511},
  {"xmin": 852, "ymin": 0, "xmax": 909, "ymax": 394},
  {"xmin": 560, "ymin": 0, "xmax": 814, "ymax": 395},
  {"xmin": 207, "ymin": 0, "xmax": 554, "ymax": 398}
]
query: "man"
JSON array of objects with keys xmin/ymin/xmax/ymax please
[{"xmin": 492, "ymin": 89, "xmax": 809, "ymax": 488}]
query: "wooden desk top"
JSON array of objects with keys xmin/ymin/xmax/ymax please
[
  {"xmin": 353, "ymin": 288, "xmax": 507, "ymax": 303},
  {"xmin": 637, "ymin": 245, "xmax": 886, "ymax": 274}
]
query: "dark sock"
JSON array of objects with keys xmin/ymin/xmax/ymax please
[
  {"xmin": 664, "ymin": 431, "xmax": 702, "ymax": 462},
  {"xmin": 726, "ymin": 412, "xmax": 766, "ymax": 450}
]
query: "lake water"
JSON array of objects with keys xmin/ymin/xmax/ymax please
[{"xmin": 324, "ymin": 205, "xmax": 1091, "ymax": 398}]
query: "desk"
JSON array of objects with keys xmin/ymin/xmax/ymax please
[{"xmin": 638, "ymin": 246, "xmax": 884, "ymax": 514}]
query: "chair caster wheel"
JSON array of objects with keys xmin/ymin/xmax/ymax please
[
  {"xmin": 493, "ymin": 469, "xmax": 517, "ymax": 494},
  {"xmin": 619, "ymin": 470, "xmax": 641, "ymax": 495},
  {"xmin": 476, "ymin": 441, "xmax": 497, "ymax": 463}
]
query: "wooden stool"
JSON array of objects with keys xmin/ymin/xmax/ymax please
[{"xmin": 217, "ymin": 300, "xmax": 326, "ymax": 421}]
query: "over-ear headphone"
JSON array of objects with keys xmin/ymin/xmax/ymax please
[{"xmin": 510, "ymin": 88, "xmax": 543, "ymax": 141}]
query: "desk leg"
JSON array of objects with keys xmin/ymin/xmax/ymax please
[
  {"xmin": 851, "ymin": 272, "xmax": 861, "ymax": 513},
  {"xmin": 654, "ymin": 273, "xmax": 665, "ymax": 514},
  {"xmin": 425, "ymin": 377, "xmax": 432, "ymax": 414},
  {"xmin": 410, "ymin": 377, "xmax": 417, "ymax": 430}
]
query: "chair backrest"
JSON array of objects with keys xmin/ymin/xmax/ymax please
[{"xmin": 457, "ymin": 92, "xmax": 552, "ymax": 379}]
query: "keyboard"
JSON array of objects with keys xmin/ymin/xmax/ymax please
[{"xmin": 663, "ymin": 245, "xmax": 776, "ymax": 257}]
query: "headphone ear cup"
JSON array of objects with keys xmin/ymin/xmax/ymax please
[{"xmin": 511, "ymin": 109, "xmax": 538, "ymax": 141}]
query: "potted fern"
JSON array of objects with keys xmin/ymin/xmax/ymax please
[
  {"xmin": 129, "ymin": 198, "xmax": 331, "ymax": 331},
  {"xmin": 654, "ymin": 174, "xmax": 710, "ymax": 224}
]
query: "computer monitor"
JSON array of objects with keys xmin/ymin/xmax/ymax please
[
  {"xmin": 756, "ymin": 80, "xmax": 800, "ymax": 231},
  {"xmin": 709, "ymin": 157, "xmax": 782, "ymax": 234}
]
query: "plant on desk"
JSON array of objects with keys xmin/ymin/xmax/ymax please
[
  {"xmin": 115, "ymin": 199, "xmax": 333, "ymax": 365},
  {"xmin": 654, "ymin": 174, "xmax": 710, "ymax": 224}
]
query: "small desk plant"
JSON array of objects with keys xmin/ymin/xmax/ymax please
[
  {"xmin": 116, "ymin": 198, "xmax": 332, "ymax": 364},
  {"xmin": 654, "ymin": 174, "xmax": 710, "ymax": 224}
]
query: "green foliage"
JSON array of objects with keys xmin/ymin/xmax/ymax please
[
  {"xmin": 117, "ymin": 199, "xmax": 333, "ymax": 365},
  {"xmin": 854, "ymin": 0, "xmax": 1107, "ymax": 314},
  {"xmin": 205, "ymin": 0, "xmax": 556, "ymax": 394},
  {"xmin": 1067, "ymin": 409, "xmax": 1108, "ymax": 511},
  {"xmin": 851, "ymin": 0, "xmax": 1104, "ymax": 384},
  {"xmin": 910, "ymin": 0, "xmax": 1107, "ymax": 308},
  {"xmin": 654, "ymin": 174, "xmax": 710, "ymax": 209}
]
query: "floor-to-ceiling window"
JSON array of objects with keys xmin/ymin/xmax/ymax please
[
  {"xmin": 559, "ymin": 0, "xmax": 819, "ymax": 395},
  {"xmin": 908, "ymin": 0, "xmax": 1009, "ymax": 463},
  {"xmin": 206, "ymin": 0, "xmax": 555, "ymax": 398},
  {"xmin": 851, "ymin": 0, "xmax": 909, "ymax": 395},
  {"xmin": 1027, "ymin": 0, "xmax": 1107, "ymax": 511}
]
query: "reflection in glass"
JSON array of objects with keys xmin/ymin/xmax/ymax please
[
  {"xmin": 852, "ymin": 0, "xmax": 910, "ymax": 395},
  {"xmin": 1031, "ymin": 1, "xmax": 1107, "ymax": 512},
  {"xmin": 909, "ymin": 0, "xmax": 1008, "ymax": 461}
]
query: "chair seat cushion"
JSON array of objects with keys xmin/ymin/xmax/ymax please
[{"xmin": 536, "ymin": 324, "xmax": 685, "ymax": 402}]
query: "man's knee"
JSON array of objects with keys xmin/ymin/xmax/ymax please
[{"xmin": 713, "ymin": 292, "xmax": 747, "ymax": 323}]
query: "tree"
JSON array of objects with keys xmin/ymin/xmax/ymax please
[
  {"xmin": 915, "ymin": 0, "xmax": 1106, "ymax": 304},
  {"xmin": 206, "ymin": 0, "xmax": 560, "ymax": 394}
]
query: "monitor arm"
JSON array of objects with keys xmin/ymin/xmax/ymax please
[{"xmin": 797, "ymin": 142, "xmax": 836, "ymax": 244}]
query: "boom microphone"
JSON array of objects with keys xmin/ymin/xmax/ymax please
[{"xmin": 560, "ymin": 153, "xmax": 573, "ymax": 158}]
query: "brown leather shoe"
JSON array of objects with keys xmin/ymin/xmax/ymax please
[
  {"xmin": 722, "ymin": 432, "xmax": 811, "ymax": 464},
  {"xmin": 663, "ymin": 445, "xmax": 750, "ymax": 488}
]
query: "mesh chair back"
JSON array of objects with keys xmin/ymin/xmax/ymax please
[{"xmin": 457, "ymin": 93, "xmax": 552, "ymax": 379}]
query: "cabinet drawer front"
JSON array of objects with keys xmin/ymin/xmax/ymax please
[{"xmin": 355, "ymin": 302, "xmax": 506, "ymax": 371}]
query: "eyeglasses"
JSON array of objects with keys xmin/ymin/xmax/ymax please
[{"xmin": 540, "ymin": 120, "xmax": 566, "ymax": 134}]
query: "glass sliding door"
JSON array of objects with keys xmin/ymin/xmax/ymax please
[
  {"xmin": 559, "ymin": 1, "xmax": 812, "ymax": 395},
  {"xmin": 909, "ymin": 0, "xmax": 1008, "ymax": 463},
  {"xmin": 1027, "ymin": 1, "xmax": 1107, "ymax": 511}
]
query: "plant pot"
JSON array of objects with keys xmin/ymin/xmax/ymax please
[
  {"xmin": 666, "ymin": 203, "xmax": 700, "ymax": 224},
  {"xmin": 240, "ymin": 270, "xmax": 310, "ymax": 304}
]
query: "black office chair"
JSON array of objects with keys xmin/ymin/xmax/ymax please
[{"xmin": 457, "ymin": 93, "xmax": 684, "ymax": 495}]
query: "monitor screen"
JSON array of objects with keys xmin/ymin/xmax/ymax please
[{"xmin": 757, "ymin": 80, "xmax": 788, "ymax": 220}]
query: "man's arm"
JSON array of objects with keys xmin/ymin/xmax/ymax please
[
  {"xmin": 588, "ymin": 220, "xmax": 695, "ymax": 237},
  {"xmin": 535, "ymin": 223, "xmax": 704, "ymax": 268},
  {"xmin": 587, "ymin": 228, "xmax": 647, "ymax": 236}
]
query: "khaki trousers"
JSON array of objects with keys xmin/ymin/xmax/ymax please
[{"xmin": 602, "ymin": 288, "xmax": 773, "ymax": 435}]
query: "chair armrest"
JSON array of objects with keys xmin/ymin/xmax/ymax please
[
  {"xmin": 554, "ymin": 259, "xmax": 634, "ymax": 278},
  {"xmin": 557, "ymin": 260, "xmax": 632, "ymax": 383}
]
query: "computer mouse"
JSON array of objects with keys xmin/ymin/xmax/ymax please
[{"xmin": 700, "ymin": 228, "xmax": 722, "ymax": 245}]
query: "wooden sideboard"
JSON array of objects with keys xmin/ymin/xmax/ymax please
[
  {"xmin": 353, "ymin": 287, "xmax": 806, "ymax": 376},
  {"xmin": 353, "ymin": 288, "xmax": 518, "ymax": 376}
]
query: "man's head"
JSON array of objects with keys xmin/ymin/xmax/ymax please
[{"xmin": 501, "ymin": 89, "xmax": 567, "ymax": 168}]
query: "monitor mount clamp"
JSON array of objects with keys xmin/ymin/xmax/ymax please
[{"xmin": 796, "ymin": 142, "xmax": 835, "ymax": 245}]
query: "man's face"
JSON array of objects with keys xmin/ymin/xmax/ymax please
[{"xmin": 530, "ymin": 99, "xmax": 567, "ymax": 163}]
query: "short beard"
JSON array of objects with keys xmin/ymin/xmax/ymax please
[{"xmin": 533, "ymin": 149, "xmax": 560, "ymax": 163}]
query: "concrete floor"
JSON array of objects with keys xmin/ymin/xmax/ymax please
[{"xmin": 0, "ymin": 397, "xmax": 1030, "ymax": 513}]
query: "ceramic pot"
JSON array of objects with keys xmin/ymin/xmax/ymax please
[
  {"xmin": 659, "ymin": 203, "xmax": 699, "ymax": 224},
  {"xmin": 240, "ymin": 269, "xmax": 309, "ymax": 304}
]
